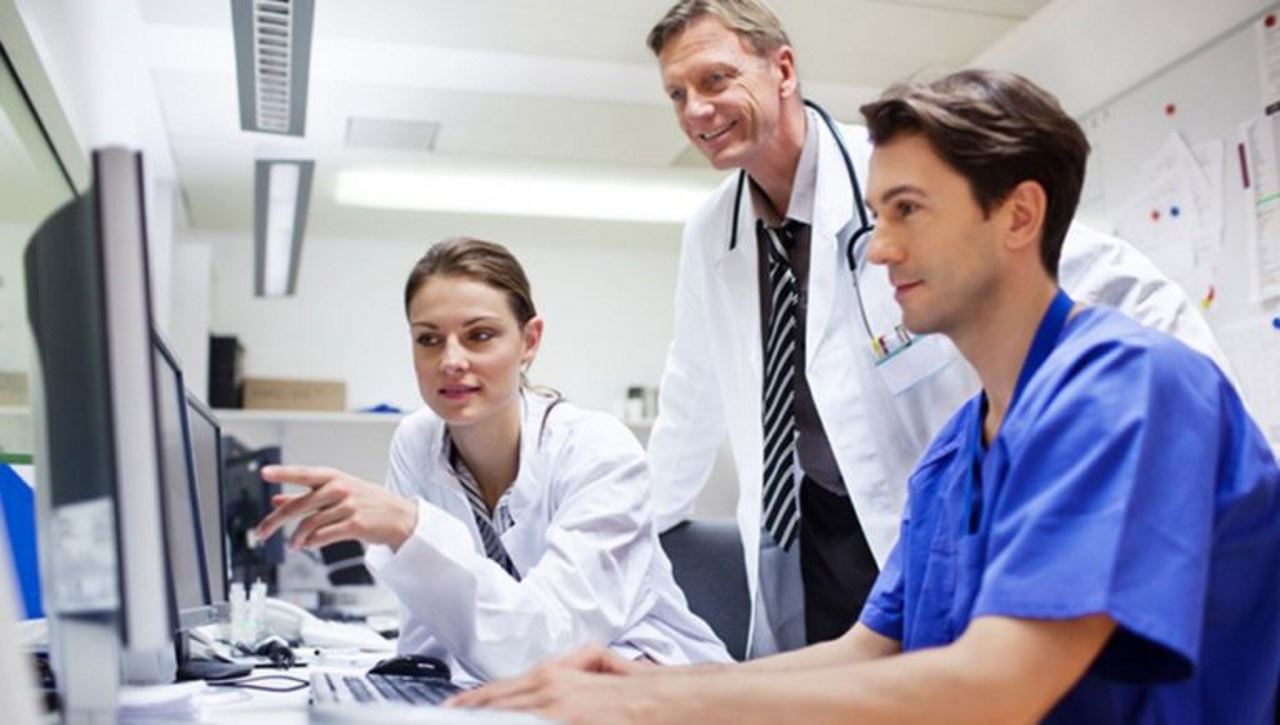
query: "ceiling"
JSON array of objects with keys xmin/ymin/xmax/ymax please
[
  {"xmin": 0, "ymin": 56, "xmax": 74, "ymax": 224},
  {"xmin": 133, "ymin": 0, "xmax": 1051, "ymax": 239}
]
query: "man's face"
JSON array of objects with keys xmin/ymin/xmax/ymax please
[
  {"xmin": 865, "ymin": 132, "xmax": 1004, "ymax": 336},
  {"xmin": 657, "ymin": 16, "xmax": 790, "ymax": 171}
]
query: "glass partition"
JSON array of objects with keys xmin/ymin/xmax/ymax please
[{"xmin": 0, "ymin": 45, "xmax": 77, "ymax": 460}]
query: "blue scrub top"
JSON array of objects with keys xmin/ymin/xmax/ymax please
[{"xmin": 860, "ymin": 306, "xmax": 1280, "ymax": 723}]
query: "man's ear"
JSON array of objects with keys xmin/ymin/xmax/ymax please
[
  {"xmin": 774, "ymin": 45, "xmax": 798, "ymax": 98},
  {"xmin": 1001, "ymin": 180, "xmax": 1048, "ymax": 254}
]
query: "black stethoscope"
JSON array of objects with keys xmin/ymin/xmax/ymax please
[{"xmin": 725, "ymin": 99, "xmax": 912, "ymax": 363}]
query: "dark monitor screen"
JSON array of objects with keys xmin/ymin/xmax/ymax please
[
  {"xmin": 185, "ymin": 395, "xmax": 227, "ymax": 605},
  {"xmin": 152, "ymin": 336, "xmax": 210, "ymax": 619},
  {"xmin": 223, "ymin": 438, "xmax": 284, "ymax": 587}
]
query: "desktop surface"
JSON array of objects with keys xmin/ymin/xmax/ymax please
[{"xmin": 188, "ymin": 661, "xmax": 548, "ymax": 725}]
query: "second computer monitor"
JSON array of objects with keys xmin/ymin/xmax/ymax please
[
  {"xmin": 185, "ymin": 393, "xmax": 228, "ymax": 606},
  {"xmin": 152, "ymin": 333, "xmax": 216, "ymax": 629}
]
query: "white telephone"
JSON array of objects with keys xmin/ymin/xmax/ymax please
[{"xmin": 264, "ymin": 597, "xmax": 394, "ymax": 652}]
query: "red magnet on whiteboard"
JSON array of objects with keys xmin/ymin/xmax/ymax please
[
  {"xmin": 1200, "ymin": 285, "xmax": 1215, "ymax": 310},
  {"xmin": 1150, "ymin": 209, "xmax": 1161, "ymax": 222},
  {"xmin": 1164, "ymin": 103, "xmax": 1176, "ymax": 116},
  {"xmin": 1267, "ymin": 14, "xmax": 1277, "ymax": 28}
]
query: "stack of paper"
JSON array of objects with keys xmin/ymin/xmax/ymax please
[{"xmin": 117, "ymin": 681, "xmax": 208, "ymax": 721}]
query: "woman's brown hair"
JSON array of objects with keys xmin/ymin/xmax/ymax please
[
  {"xmin": 404, "ymin": 236, "xmax": 537, "ymax": 326},
  {"xmin": 404, "ymin": 237, "xmax": 562, "ymax": 436}
]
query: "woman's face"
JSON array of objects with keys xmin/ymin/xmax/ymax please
[{"xmin": 407, "ymin": 275, "xmax": 542, "ymax": 429}]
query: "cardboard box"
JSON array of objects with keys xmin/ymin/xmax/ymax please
[
  {"xmin": 0, "ymin": 372, "xmax": 29, "ymax": 406},
  {"xmin": 241, "ymin": 378, "xmax": 346, "ymax": 412}
]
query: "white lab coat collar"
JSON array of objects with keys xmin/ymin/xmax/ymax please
[
  {"xmin": 805, "ymin": 108, "xmax": 860, "ymax": 372},
  {"xmin": 713, "ymin": 106, "xmax": 861, "ymax": 375},
  {"xmin": 746, "ymin": 111, "xmax": 819, "ymax": 227},
  {"xmin": 425, "ymin": 390, "xmax": 554, "ymax": 525}
]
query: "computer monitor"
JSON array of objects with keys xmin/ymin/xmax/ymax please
[
  {"xmin": 151, "ymin": 332, "xmax": 217, "ymax": 629},
  {"xmin": 223, "ymin": 437, "xmax": 285, "ymax": 588},
  {"xmin": 184, "ymin": 393, "xmax": 229, "ymax": 606},
  {"xmin": 25, "ymin": 147, "xmax": 174, "ymax": 699}
]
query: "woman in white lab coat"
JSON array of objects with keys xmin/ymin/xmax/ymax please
[{"xmin": 254, "ymin": 237, "xmax": 729, "ymax": 681}]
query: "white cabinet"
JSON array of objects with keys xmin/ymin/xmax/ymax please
[
  {"xmin": 0, "ymin": 406, "xmax": 31, "ymax": 460},
  {"xmin": 212, "ymin": 409, "xmax": 739, "ymax": 520},
  {"xmin": 214, "ymin": 409, "xmax": 405, "ymax": 485}
]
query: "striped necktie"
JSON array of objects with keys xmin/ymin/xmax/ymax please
[
  {"xmin": 761, "ymin": 220, "xmax": 803, "ymax": 550},
  {"xmin": 447, "ymin": 443, "xmax": 521, "ymax": 579}
]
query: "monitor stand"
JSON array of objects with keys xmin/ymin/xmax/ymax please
[{"xmin": 175, "ymin": 657, "xmax": 251, "ymax": 682}]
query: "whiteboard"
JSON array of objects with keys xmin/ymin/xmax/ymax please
[{"xmin": 1078, "ymin": 5, "xmax": 1280, "ymax": 446}]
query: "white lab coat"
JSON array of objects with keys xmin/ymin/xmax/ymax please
[
  {"xmin": 647, "ymin": 113, "xmax": 1230, "ymax": 656},
  {"xmin": 365, "ymin": 393, "xmax": 730, "ymax": 681}
]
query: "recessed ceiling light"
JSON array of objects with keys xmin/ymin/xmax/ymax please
[
  {"xmin": 254, "ymin": 160, "xmax": 314, "ymax": 297},
  {"xmin": 333, "ymin": 167, "xmax": 717, "ymax": 224}
]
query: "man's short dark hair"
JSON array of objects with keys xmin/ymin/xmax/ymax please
[{"xmin": 860, "ymin": 69, "xmax": 1090, "ymax": 278}]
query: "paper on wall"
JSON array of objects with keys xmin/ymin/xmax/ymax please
[
  {"xmin": 1190, "ymin": 139, "xmax": 1226, "ymax": 257},
  {"xmin": 1144, "ymin": 133, "xmax": 1225, "ymax": 284},
  {"xmin": 1113, "ymin": 172, "xmax": 1199, "ymax": 284},
  {"xmin": 1258, "ymin": 10, "xmax": 1280, "ymax": 113},
  {"xmin": 1113, "ymin": 132, "xmax": 1213, "ymax": 293},
  {"xmin": 1219, "ymin": 314, "xmax": 1280, "ymax": 449},
  {"xmin": 1238, "ymin": 115, "xmax": 1280, "ymax": 302}
]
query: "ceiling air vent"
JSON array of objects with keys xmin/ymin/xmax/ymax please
[
  {"xmin": 231, "ymin": 0, "xmax": 315, "ymax": 136},
  {"xmin": 345, "ymin": 117, "xmax": 441, "ymax": 152}
]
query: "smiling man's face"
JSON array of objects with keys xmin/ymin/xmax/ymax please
[{"xmin": 658, "ymin": 16, "xmax": 789, "ymax": 171}]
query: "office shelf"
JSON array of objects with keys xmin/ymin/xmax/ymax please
[{"xmin": 212, "ymin": 408, "xmax": 405, "ymax": 425}]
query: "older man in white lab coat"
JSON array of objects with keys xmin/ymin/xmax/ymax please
[{"xmin": 643, "ymin": 0, "xmax": 1228, "ymax": 657}]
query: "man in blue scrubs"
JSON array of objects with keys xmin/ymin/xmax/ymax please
[{"xmin": 453, "ymin": 69, "xmax": 1280, "ymax": 723}]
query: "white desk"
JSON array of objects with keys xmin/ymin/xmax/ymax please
[{"xmin": 139, "ymin": 664, "xmax": 547, "ymax": 724}]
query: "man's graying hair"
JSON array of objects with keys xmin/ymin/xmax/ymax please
[{"xmin": 647, "ymin": 0, "xmax": 790, "ymax": 57}]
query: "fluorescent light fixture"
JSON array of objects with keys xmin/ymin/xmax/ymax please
[
  {"xmin": 231, "ymin": 0, "xmax": 314, "ymax": 136},
  {"xmin": 333, "ymin": 168, "xmax": 718, "ymax": 224},
  {"xmin": 254, "ymin": 159, "xmax": 314, "ymax": 297}
]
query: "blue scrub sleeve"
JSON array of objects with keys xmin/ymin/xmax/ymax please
[
  {"xmin": 971, "ymin": 340, "xmax": 1220, "ymax": 682},
  {"xmin": 859, "ymin": 523, "xmax": 906, "ymax": 641}
]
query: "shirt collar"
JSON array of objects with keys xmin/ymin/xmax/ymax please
[{"xmin": 747, "ymin": 109, "xmax": 818, "ymax": 228}]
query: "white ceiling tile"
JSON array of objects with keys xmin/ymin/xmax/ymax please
[{"xmin": 141, "ymin": 0, "xmax": 1047, "ymax": 234}]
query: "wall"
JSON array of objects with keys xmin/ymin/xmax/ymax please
[
  {"xmin": 974, "ymin": 0, "xmax": 1271, "ymax": 117},
  {"xmin": 13, "ymin": 0, "xmax": 183, "ymax": 337},
  {"xmin": 193, "ymin": 223, "xmax": 683, "ymax": 416},
  {"xmin": 192, "ymin": 223, "xmax": 740, "ymax": 518},
  {"xmin": 169, "ymin": 242, "xmax": 211, "ymax": 399},
  {"xmin": 1073, "ymin": 7, "xmax": 1280, "ymax": 445},
  {"xmin": 0, "ymin": 222, "xmax": 32, "ymax": 375}
]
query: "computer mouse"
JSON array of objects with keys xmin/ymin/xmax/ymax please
[{"xmin": 367, "ymin": 654, "xmax": 452, "ymax": 679}]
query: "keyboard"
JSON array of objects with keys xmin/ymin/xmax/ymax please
[{"xmin": 310, "ymin": 671, "xmax": 463, "ymax": 707}]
